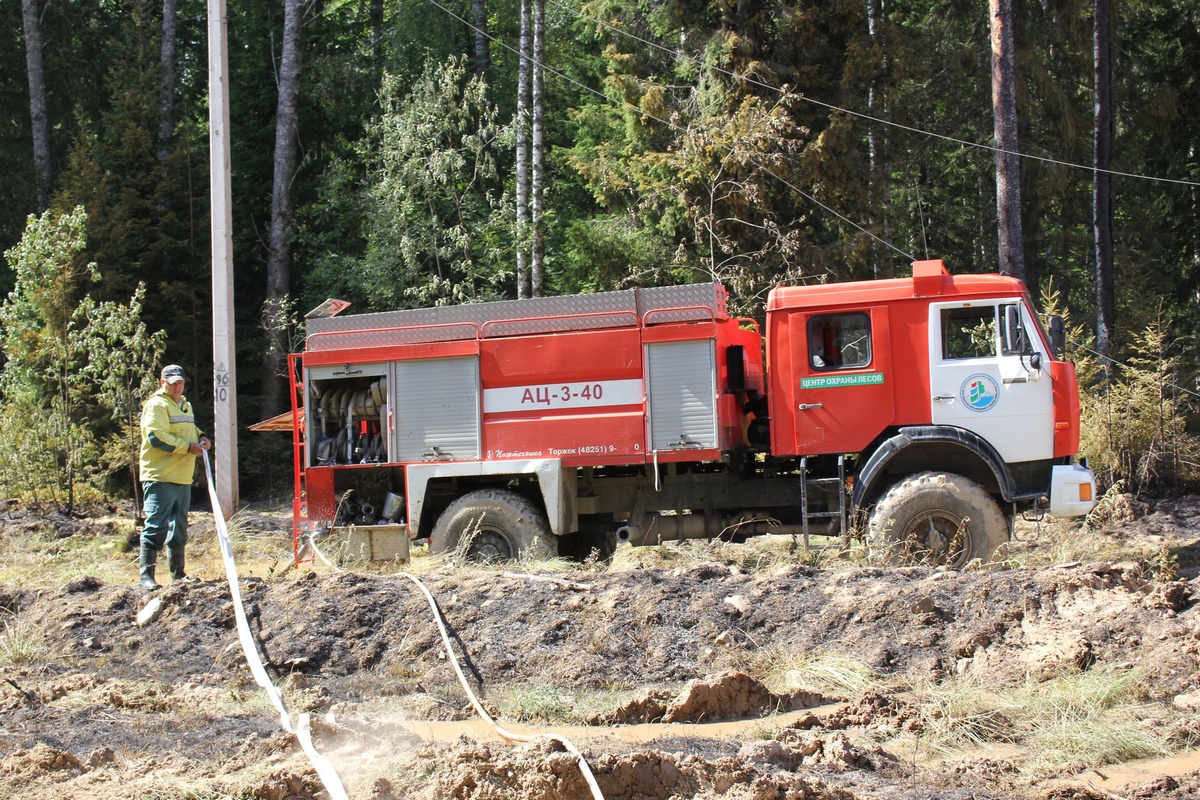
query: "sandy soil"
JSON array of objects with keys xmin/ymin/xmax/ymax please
[{"xmin": 1, "ymin": 495, "xmax": 1200, "ymax": 799}]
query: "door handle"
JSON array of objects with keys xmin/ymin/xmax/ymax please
[
  {"xmin": 797, "ymin": 403, "xmax": 824, "ymax": 410},
  {"xmin": 932, "ymin": 394, "xmax": 954, "ymax": 402}
]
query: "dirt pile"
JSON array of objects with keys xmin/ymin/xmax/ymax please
[
  {"xmin": 588, "ymin": 670, "xmax": 831, "ymax": 725},
  {"xmin": 406, "ymin": 735, "xmax": 887, "ymax": 800}
]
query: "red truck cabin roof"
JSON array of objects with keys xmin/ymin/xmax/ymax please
[{"xmin": 766, "ymin": 261, "xmax": 1030, "ymax": 313}]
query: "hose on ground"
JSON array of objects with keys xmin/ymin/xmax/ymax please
[{"xmin": 307, "ymin": 530, "xmax": 607, "ymax": 800}]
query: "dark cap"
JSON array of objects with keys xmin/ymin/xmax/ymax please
[{"xmin": 161, "ymin": 364, "xmax": 186, "ymax": 384}]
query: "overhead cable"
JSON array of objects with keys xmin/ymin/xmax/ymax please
[
  {"xmin": 554, "ymin": 0, "xmax": 1200, "ymax": 189},
  {"xmin": 422, "ymin": 0, "xmax": 913, "ymax": 262}
]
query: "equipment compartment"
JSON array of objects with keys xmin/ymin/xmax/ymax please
[{"xmin": 306, "ymin": 363, "xmax": 388, "ymax": 467}]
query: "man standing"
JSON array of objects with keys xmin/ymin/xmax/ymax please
[{"xmin": 138, "ymin": 364, "xmax": 211, "ymax": 591}]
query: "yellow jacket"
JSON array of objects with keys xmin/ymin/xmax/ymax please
[{"xmin": 139, "ymin": 388, "xmax": 203, "ymax": 485}]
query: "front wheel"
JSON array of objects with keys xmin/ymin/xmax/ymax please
[
  {"xmin": 430, "ymin": 488, "xmax": 557, "ymax": 563},
  {"xmin": 866, "ymin": 472, "xmax": 1008, "ymax": 568}
]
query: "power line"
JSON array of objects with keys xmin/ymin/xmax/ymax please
[
  {"xmin": 1070, "ymin": 340, "xmax": 1200, "ymax": 400},
  {"xmin": 556, "ymin": 0, "xmax": 1200, "ymax": 190},
  {"xmin": 422, "ymin": 0, "xmax": 914, "ymax": 262}
]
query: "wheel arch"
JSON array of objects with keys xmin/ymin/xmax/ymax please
[
  {"xmin": 853, "ymin": 426, "xmax": 1015, "ymax": 510},
  {"xmin": 406, "ymin": 459, "xmax": 577, "ymax": 538}
]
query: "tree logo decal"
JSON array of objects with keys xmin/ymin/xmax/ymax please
[{"xmin": 960, "ymin": 374, "xmax": 999, "ymax": 412}]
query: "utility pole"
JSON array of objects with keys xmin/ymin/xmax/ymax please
[{"xmin": 208, "ymin": 0, "xmax": 239, "ymax": 512}]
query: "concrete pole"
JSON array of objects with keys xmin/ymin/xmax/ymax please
[{"xmin": 207, "ymin": 0, "xmax": 239, "ymax": 513}]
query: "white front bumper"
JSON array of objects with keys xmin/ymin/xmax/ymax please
[{"xmin": 1049, "ymin": 463, "xmax": 1097, "ymax": 517}]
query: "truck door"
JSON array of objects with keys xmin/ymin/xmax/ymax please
[
  {"xmin": 928, "ymin": 300, "xmax": 1053, "ymax": 464},
  {"xmin": 792, "ymin": 307, "xmax": 895, "ymax": 454}
]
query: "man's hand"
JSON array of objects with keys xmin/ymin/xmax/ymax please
[{"xmin": 189, "ymin": 437, "xmax": 212, "ymax": 455}]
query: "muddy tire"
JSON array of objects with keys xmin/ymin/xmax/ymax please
[
  {"xmin": 866, "ymin": 472, "xmax": 1008, "ymax": 567},
  {"xmin": 430, "ymin": 489, "xmax": 557, "ymax": 563}
]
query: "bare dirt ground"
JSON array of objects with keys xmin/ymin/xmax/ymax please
[{"xmin": 2, "ymin": 494, "xmax": 1200, "ymax": 799}]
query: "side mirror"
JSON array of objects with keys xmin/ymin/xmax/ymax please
[
  {"xmin": 1048, "ymin": 315, "xmax": 1066, "ymax": 360},
  {"xmin": 1004, "ymin": 305, "xmax": 1027, "ymax": 354}
]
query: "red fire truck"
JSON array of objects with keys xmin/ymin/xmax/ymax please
[{"xmin": 288, "ymin": 259, "xmax": 1096, "ymax": 567}]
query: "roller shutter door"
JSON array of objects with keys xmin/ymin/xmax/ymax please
[
  {"xmin": 646, "ymin": 340, "xmax": 717, "ymax": 451},
  {"xmin": 393, "ymin": 357, "xmax": 480, "ymax": 461}
]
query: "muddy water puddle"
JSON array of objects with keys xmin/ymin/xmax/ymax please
[
  {"xmin": 390, "ymin": 703, "xmax": 847, "ymax": 745},
  {"xmin": 1081, "ymin": 748, "xmax": 1200, "ymax": 788}
]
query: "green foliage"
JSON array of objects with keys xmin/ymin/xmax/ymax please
[
  {"xmin": 0, "ymin": 208, "xmax": 98, "ymax": 397},
  {"xmin": 74, "ymin": 283, "xmax": 166, "ymax": 507},
  {"xmin": 356, "ymin": 57, "xmax": 509, "ymax": 309},
  {"xmin": 1080, "ymin": 308, "xmax": 1199, "ymax": 493},
  {"xmin": 1045, "ymin": 281, "xmax": 1198, "ymax": 494},
  {"xmin": 0, "ymin": 208, "xmax": 100, "ymax": 511},
  {"xmin": 0, "ymin": 208, "xmax": 165, "ymax": 512}
]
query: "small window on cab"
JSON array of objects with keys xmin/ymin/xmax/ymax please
[
  {"xmin": 808, "ymin": 313, "xmax": 871, "ymax": 371},
  {"xmin": 942, "ymin": 306, "xmax": 998, "ymax": 360}
]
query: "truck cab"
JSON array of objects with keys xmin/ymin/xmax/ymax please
[{"xmin": 767, "ymin": 260, "xmax": 1095, "ymax": 563}]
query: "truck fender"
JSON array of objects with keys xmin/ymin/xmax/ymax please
[
  {"xmin": 853, "ymin": 426, "xmax": 1016, "ymax": 510},
  {"xmin": 406, "ymin": 459, "xmax": 577, "ymax": 538}
]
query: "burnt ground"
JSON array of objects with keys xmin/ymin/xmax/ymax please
[{"xmin": 1, "ymin": 495, "xmax": 1200, "ymax": 799}]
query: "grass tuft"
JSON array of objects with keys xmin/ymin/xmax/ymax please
[
  {"xmin": 497, "ymin": 684, "xmax": 576, "ymax": 723},
  {"xmin": 1019, "ymin": 668, "xmax": 1167, "ymax": 772},
  {"xmin": 0, "ymin": 610, "xmax": 50, "ymax": 667},
  {"xmin": 910, "ymin": 667, "xmax": 1170, "ymax": 773},
  {"xmin": 748, "ymin": 649, "xmax": 879, "ymax": 696}
]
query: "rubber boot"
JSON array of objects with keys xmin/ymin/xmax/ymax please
[
  {"xmin": 168, "ymin": 546, "xmax": 198, "ymax": 584},
  {"xmin": 139, "ymin": 545, "xmax": 161, "ymax": 591}
]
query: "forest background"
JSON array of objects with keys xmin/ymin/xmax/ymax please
[{"xmin": 0, "ymin": 0, "xmax": 1197, "ymax": 508}]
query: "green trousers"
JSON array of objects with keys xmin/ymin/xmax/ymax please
[{"xmin": 140, "ymin": 481, "xmax": 192, "ymax": 579}]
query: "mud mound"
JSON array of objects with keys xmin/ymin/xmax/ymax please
[
  {"xmin": 0, "ymin": 743, "xmax": 83, "ymax": 783},
  {"xmin": 820, "ymin": 691, "xmax": 923, "ymax": 734},
  {"xmin": 416, "ymin": 737, "xmax": 861, "ymax": 800},
  {"xmin": 589, "ymin": 670, "xmax": 830, "ymax": 725}
]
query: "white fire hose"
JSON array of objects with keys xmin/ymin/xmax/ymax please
[
  {"xmin": 307, "ymin": 530, "xmax": 606, "ymax": 800},
  {"xmin": 202, "ymin": 452, "xmax": 350, "ymax": 800},
  {"xmin": 204, "ymin": 451, "xmax": 605, "ymax": 800}
]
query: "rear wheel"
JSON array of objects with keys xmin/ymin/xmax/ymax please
[
  {"xmin": 867, "ymin": 472, "xmax": 1008, "ymax": 567},
  {"xmin": 430, "ymin": 488, "xmax": 556, "ymax": 563}
]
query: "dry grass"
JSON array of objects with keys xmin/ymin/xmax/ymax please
[
  {"xmin": 0, "ymin": 610, "xmax": 51, "ymax": 666},
  {"xmin": 0, "ymin": 519, "xmax": 135, "ymax": 587},
  {"xmin": 1018, "ymin": 668, "xmax": 1168, "ymax": 774},
  {"xmin": 495, "ymin": 684, "xmax": 576, "ymax": 723},
  {"xmin": 748, "ymin": 649, "xmax": 880, "ymax": 697},
  {"xmin": 1002, "ymin": 503, "xmax": 1170, "ymax": 570},
  {"xmin": 612, "ymin": 533, "xmax": 853, "ymax": 574},
  {"xmin": 908, "ymin": 667, "xmax": 1173, "ymax": 776}
]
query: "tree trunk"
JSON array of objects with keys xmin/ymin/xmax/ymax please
[
  {"xmin": 260, "ymin": 0, "xmax": 306, "ymax": 418},
  {"xmin": 989, "ymin": 0, "xmax": 1025, "ymax": 280},
  {"xmin": 1093, "ymin": 0, "xmax": 1115, "ymax": 363},
  {"xmin": 157, "ymin": 0, "xmax": 179, "ymax": 162},
  {"xmin": 371, "ymin": 0, "xmax": 383, "ymax": 70},
  {"xmin": 471, "ymin": 0, "xmax": 490, "ymax": 75},
  {"xmin": 21, "ymin": 0, "xmax": 51, "ymax": 213},
  {"xmin": 866, "ymin": 0, "xmax": 891, "ymax": 278},
  {"xmin": 515, "ymin": 0, "xmax": 531, "ymax": 299},
  {"xmin": 530, "ymin": 0, "xmax": 545, "ymax": 297}
]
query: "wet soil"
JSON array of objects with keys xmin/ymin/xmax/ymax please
[{"xmin": 2, "ymin": 496, "xmax": 1200, "ymax": 799}]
